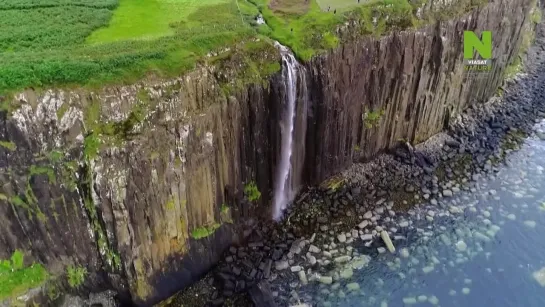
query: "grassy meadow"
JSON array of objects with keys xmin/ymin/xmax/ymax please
[
  {"xmin": 0, "ymin": 0, "xmax": 257, "ymax": 91},
  {"xmin": 87, "ymin": 0, "xmax": 232, "ymax": 43},
  {"xmin": 0, "ymin": 0, "xmax": 488, "ymax": 92}
]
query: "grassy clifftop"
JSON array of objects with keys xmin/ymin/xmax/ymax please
[{"xmin": 0, "ymin": 0, "xmax": 486, "ymax": 92}]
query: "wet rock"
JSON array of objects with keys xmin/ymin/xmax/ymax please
[
  {"xmin": 532, "ymin": 267, "xmax": 545, "ymax": 287},
  {"xmin": 248, "ymin": 281, "xmax": 277, "ymax": 307},
  {"xmin": 360, "ymin": 234, "xmax": 373, "ymax": 241},
  {"xmin": 263, "ymin": 260, "xmax": 272, "ymax": 279},
  {"xmin": 290, "ymin": 266, "xmax": 302, "ymax": 272},
  {"xmin": 524, "ymin": 220, "xmax": 537, "ymax": 228},
  {"xmin": 334, "ymin": 255, "xmax": 351, "ymax": 263},
  {"xmin": 272, "ymin": 249, "xmax": 283, "ymax": 261},
  {"xmin": 443, "ymin": 189, "xmax": 453, "ymax": 197},
  {"xmin": 418, "ymin": 295, "xmax": 428, "ymax": 302},
  {"xmin": 318, "ymin": 276, "xmax": 333, "ymax": 284},
  {"xmin": 380, "ymin": 231, "xmax": 396, "ymax": 253},
  {"xmin": 428, "ymin": 295, "xmax": 439, "ymax": 305},
  {"xmin": 400, "ymin": 248, "xmax": 410, "ymax": 258},
  {"xmin": 351, "ymin": 187, "xmax": 361, "ymax": 196},
  {"xmin": 358, "ymin": 220, "xmax": 369, "ymax": 229},
  {"xmin": 308, "ymin": 245, "xmax": 321, "ymax": 253},
  {"xmin": 340, "ymin": 268, "xmax": 353, "ymax": 279},
  {"xmin": 298, "ymin": 271, "xmax": 308, "ymax": 285},
  {"xmin": 449, "ymin": 206, "xmax": 463, "ymax": 214},
  {"xmin": 317, "ymin": 216, "xmax": 328, "ymax": 224},
  {"xmin": 455, "ymin": 240, "xmax": 468, "ymax": 252},
  {"xmin": 474, "ymin": 232, "xmax": 490, "ymax": 242},
  {"xmin": 462, "ymin": 287, "xmax": 471, "ymax": 295},
  {"xmin": 346, "ymin": 282, "xmax": 360, "ymax": 291},
  {"xmin": 351, "ymin": 229, "xmax": 359, "ymax": 238},
  {"xmin": 275, "ymin": 261, "xmax": 289, "ymax": 271},
  {"xmin": 422, "ymin": 266, "xmax": 434, "ymax": 273},
  {"xmin": 402, "ymin": 297, "xmax": 417, "ymax": 305}
]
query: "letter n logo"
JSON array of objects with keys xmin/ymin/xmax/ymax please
[{"xmin": 464, "ymin": 31, "xmax": 492, "ymax": 59}]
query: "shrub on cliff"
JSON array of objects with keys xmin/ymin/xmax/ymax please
[
  {"xmin": 66, "ymin": 265, "xmax": 87, "ymax": 288},
  {"xmin": 244, "ymin": 181, "xmax": 261, "ymax": 202}
]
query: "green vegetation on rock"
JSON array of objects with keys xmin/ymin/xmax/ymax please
[
  {"xmin": 0, "ymin": 250, "xmax": 48, "ymax": 300},
  {"xmin": 249, "ymin": 0, "xmax": 342, "ymax": 60},
  {"xmin": 0, "ymin": 141, "xmax": 16, "ymax": 151},
  {"xmin": 244, "ymin": 181, "xmax": 261, "ymax": 202},
  {"xmin": 191, "ymin": 223, "xmax": 221, "ymax": 239},
  {"xmin": 362, "ymin": 108, "xmax": 384, "ymax": 129},
  {"xmin": 221, "ymin": 203, "xmax": 230, "ymax": 214},
  {"xmin": 166, "ymin": 198, "xmax": 176, "ymax": 211},
  {"xmin": 504, "ymin": 0, "xmax": 540, "ymax": 80},
  {"xmin": 66, "ymin": 265, "xmax": 87, "ymax": 288}
]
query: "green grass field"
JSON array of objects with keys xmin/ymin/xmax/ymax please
[
  {"xmin": 87, "ymin": 0, "xmax": 231, "ymax": 43},
  {"xmin": 0, "ymin": 0, "xmax": 258, "ymax": 91},
  {"xmin": 0, "ymin": 1, "xmax": 115, "ymax": 51},
  {"xmin": 0, "ymin": 0, "xmax": 487, "ymax": 92},
  {"xmin": 316, "ymin": 0, "xmax": 370, "ymax": 11}
]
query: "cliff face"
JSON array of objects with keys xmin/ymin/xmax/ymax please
[
  {"xmin": 0, "ymin": 0, "xmax": 533, "ymax": 305},
  {"xmin": 305, "ymin": 0, "xmax": 532, "ymax": 180}
]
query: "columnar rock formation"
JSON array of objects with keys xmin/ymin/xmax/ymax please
[{"xmin": 0, "ymin": 0, "xmax": 534, "ymax": 304}]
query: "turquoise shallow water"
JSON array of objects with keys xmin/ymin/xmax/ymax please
[{"xmin": 299, "ymin": 121, "xmax": 545, "ymax": 307}]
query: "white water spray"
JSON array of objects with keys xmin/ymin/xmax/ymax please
[{"xmin": 272, "ymin": 43, "xmax": 306, "ymax": 221}]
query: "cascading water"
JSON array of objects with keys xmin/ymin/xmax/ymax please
[{"xmin": 272, "ymin": 42, "xmax": 307, "ymax": 221}]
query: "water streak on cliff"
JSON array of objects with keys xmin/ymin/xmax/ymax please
[{"xmin": 273, "ymin": 42, "xmax": 308, "ymax": 220}]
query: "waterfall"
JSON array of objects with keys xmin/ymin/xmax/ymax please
[{"xmin": 272, "ymin": 42, "xmax": 308, "ymax": 221}]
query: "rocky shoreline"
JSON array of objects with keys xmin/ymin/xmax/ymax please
[{"xmin": 160, "ymin": 16, "xmax": 545, "ymax": 307}]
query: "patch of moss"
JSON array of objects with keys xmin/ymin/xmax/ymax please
[
  {"xmin": 220, "ymin": 203, "xmax": 232, "ymax": 223},
  {"xmin": 220, "ymin": 203, "xmax": 229, "ymax": 214},
  {"xmin": 0, "ymin": 250, "xmax": 48, "ymax": 300},
  {"xmin": 362, "ymin": 108, "xmax": 384, "ymax": 129},
  {"xmin": 165, "ymin": 198, "xmax": 175, "ymax": 211},
  {"xmin": 83, "ymin": 133, "xmax": 101, "ymax": 160},
  {"xmin": 56, "ymin": 103, "xmax": 70, "ymax": 120},
  {"xmin": 191, "ymin": 223, "xmax": 221, "ymax": 240},
  {"xmin": 213, "ymin": 38, "xmax": 281, "ymax": 94},
  {"xmin": 531, "ymin": 6, "xmax": 542, "ymax": 24},
  {"xmin": 66, "ymin": 265, "xmax": 87, "ymax": 288},
  {"xmin": 150, "ymin": 151, "xmax": 160, "ymax": 160},
  {"xmin": 244, "ymin": 181, "xmax": 261, "ymax": 202},
  {"xmin": 0, "ymin": 141, "xmax": 16, "ymax": 151},
  {"xmin": 47, "ymin": 150, "xmax": 63, "ymax": 163},
  {"xmin": 29, "ymin": 165, "xmax": 57, "ymax": 184},
  {"xmin": 0, "ymin": 99, "xmax": 22, "ymax": 117},
  {"xmin": 328, "ymin": 177, "xmax": 345, "ymax": 191}
]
